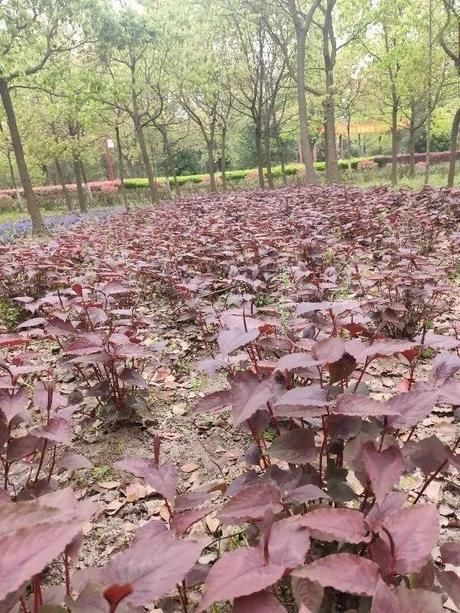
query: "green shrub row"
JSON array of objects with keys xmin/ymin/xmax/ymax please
[{"xmin": 124, "ymin": 158, "xmax": 369, "ymax": 190}]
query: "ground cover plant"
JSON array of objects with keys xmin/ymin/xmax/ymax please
[{"xmin": 0, "ymin": 183, "xmax": 459, "ymax": 612}]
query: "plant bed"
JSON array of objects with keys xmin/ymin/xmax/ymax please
[{"xmin": 0, "ymin": 184, "xmax": 459, "ymax": 612}]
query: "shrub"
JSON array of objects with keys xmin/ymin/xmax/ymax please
[
  {"xmin": 0, "ymin": 195, "xmax": 16, "ymax": 213},
  {"xmin": 243, "ymin": 168, "xmax": 261, "ymax": 185},
  {"xmin": 372, "ymin": 150, "xmax": 460, "ymax": 167},
  {"xmin": 358, "ymin": 159, "xmax": 379, "ymax": 170},
  {"xmin": 226, "ymin": 169, "xmax": 248, "ymax": 181}
]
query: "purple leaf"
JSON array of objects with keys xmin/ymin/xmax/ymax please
[
  {"xmin": 94, "ymin": 523, "xmax": 205, "ymax": 607},
  {"xmin": 387, "ymin": 390, "xmax": 438, "ymax": 427},
  {"xmin": 365, "ymin": 492, "xmax": 406, "ymax": 531},
  {"xmin": 267, "ymin": 428, "xmax": 316, "ymax": 464},
  {"xmin": 67, "ymin": 352, "xmax": 109, "ymax": 365},
  {"xmin": 15, "ymin": 317, "xmax": 46, "ymax": 330},
  {"xmin": 296, "ymin": 300, "xmax": 358, "ymax": 315},
  {"xmin": 218, "ymin": 328, "xmax": 259, "ymax": 356},
  {"xmin": 33, "ymin": 381, "xmax": 66, "ymax": 412},
  {"xmin": 226, "ymin": 470, "xmax": 259, "ymax": 497},
  {"xmin": 291, "ymin": 577, "xmax": 324, "ymax": 613},
  {"xmin": 101, "ymin": 281, "xmax": 130, "ymax": 295},
  {"xmin": 115, "ymin": 457, "xmax": 177, "ymax": 500},
  {"xmin": 376, "ymin": 504, "xmax": 439, "ymax": 574},
  {"xmin": 33, "ymin": 417, "xmax": 71, "ymax": 444},
  {"xmin": 113, "ymin": 342, "xmax": 151, "ymax": 358},
  {"xmin": 436, "ymin": 569, "xmax": 460, "ymax": 608},
  {"xmin": 45, "ymin": 316, "xmax": 77, "ymax": 337},
  {"xmin": 119, "ymin": 368, "xmax": 149, "ymax": 388},
  {"xmin": 7, "ymin": 433, "xmax": 42, "ymax": 462},
  {"xmin": 197, "ymin": 547, "xmax": 285, "ymax": 612},
  {"xmin": 404, "ymin": 435, "xmax": 451, "ymax": 474},
  {"xmin": 371, "ymin": 579, "xmax": 399, "ymax": 613},
  {"xmin": 274, "ymin": 386, "xmax": 329, "ymax": 419},
  {"xmin": 334, "ymin": 393, "xmax": 398, "ymax": 416},
  {"xmin": 298, "ymin": 508, "xmax": 369, "ymax": 544},
  {"xmin": 361, "ymin": 442, "xmax": 404, "ymax": 503},
  {"xmin": 312, "ymin": 338, "xmax": 345, "ymax": 364},
  {"xmin": 393, "ymin": 585, "xmax": 443, "ymax": 611},
  {"xmin": 171, "ymin": 506, "xmax": 213, "ymax": 536},
  {"xmin": 438, "ymin": 379, "xmax": 460, "ymax": 404},
  {"xmin": 267, "ymin": 517, "xmax": 310, "ymax": 568},
  {"xmin": 440, "ymin": 542, "xmax": 460, "ymax": 566},
  {"xmin": 192, "ymin": 389, "xmax": 232, "ymax": 415},
  {"xmin": 284, "ymin": 484, "xmax": 330, "ymax": 504},
  {"xmin": 419, "ymin": 331, "xmax": 460, "ymax": 350},
  {"xmin": 219, "ymin": 483, "xmax": 282, "ymax": 524},
  {"xmin": 58, "ymin": 453, "xmax": 93, "ymax": 471},
  {"xmin": 292, "ymin": 553, "xmax": 380, "ymax": 596},
  {"xmin": 431, "ymin": 352, "xmax": 460, "ymax": 383},
  {"xmin": 0, "ymin": 489, "xmax": 96, "ymax": 602},
  {"xmin": 231, "ymin": 372, "xmax": 273, "ymax": 426},
  {"xmin": 63, "ymin": 334, "xmax": 104, "ymax": 355},
  {"xmin": 175, "ymin": 491, "xmax": 211, "ymax": 512},
  {"xmin": 0, "ymin": 334, "xmax": 29, "ymax": 348},
  {"xmin": 68, "ymin": 581, "xmax": 108, "ymax": 612},
  {"xmin": 233, "ymin": 590, "xmax": 287, "ymax": 612},
  {"xmin": 274, "ymin": 353, "xmax": 319, "ymax": 373},
  {"xmin": 87, "ymin": 307, "xmax": 108, "ymax": 326},
  {"xmin": 0, "ymin": 388, "xmax": 29, "ymax": 423},
  {"xmin": 363, "ymin": 339, "xmax": 418, "ymax": 360}
]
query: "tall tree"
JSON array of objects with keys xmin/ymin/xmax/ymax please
[
  {"xmin": 0, "ymin": 0, "xmax": 95, "ymax": 232},
  {"xmin": 440, "ymin": 0, "xmax": 460, "ymax": 187},
  {"xmin": 97, "ymin": 7, "xmax": 159, "ymax": 203}
]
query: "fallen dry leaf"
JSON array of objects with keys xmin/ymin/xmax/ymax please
[
  {"xmin": 105, "ymin": 499, "xmax": 126, "ymax": 516},
  {"xmin": 181, "ymin": 463, "xmax": 200, "ymax": 474},
  {"xmin": 98, "ymin": 481, "xmax": 121, "ymax": 490},
  {"xmin": 124, "ymin": 482, "xmax": 153, "ymax": 502}
]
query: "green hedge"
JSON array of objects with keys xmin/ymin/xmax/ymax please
[{"xmin": 124, "ymin": 158, "xmax": 370, "ymax": 190}]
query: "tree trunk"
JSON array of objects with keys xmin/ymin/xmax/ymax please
[
  {"xmin": 124, "ymin": 155, "xmax": 134, "ymax": 177},
  {"xmin": 55, "ymin": 158, "xmax": 72, "ymax": 211},
  {"xmin": 323, "ymin": 98, "xmax": 339, "ymax": 184},
  {"xmin": 135, "ymin": 120, "xmax": 157, "ymax": 204},
  {"xmin": 347, "ymin": 116, "xmax": 352, "ymax": 171},
  {"xmin": 408, "ymin": 127, "xmax": 416, "ymax": 178},
  {"xmin": 322, "ymin": 1, "xmax": 340, "ymax": 185},
  {"xmin": 206, "ymin": 139, "xmax": 217, "ymax": 192},
  {"xmin": 0, "ymin": 121, "xmax": 17, "ymax": 189},
  {"xmin": 73, "ymin": 153, "xmax": 87, "ymax": 213},
  {"xmin": 7, "ymin": 150, "xmax": 17, "ymax": 190},
  {"xmin": 424, "ymin": 0, "xmax": 433, "ymax": 185},
  {"xmin": 295, "ymin": 27, "xmax": 316, "ymax": 184},
  {"xmin": 115, "ymin": 125, "xmax": 129, "ymax": 210},
  {"xmin": 161, "ymin": 131, "xmax": 179, "ymax": 196},
  {"xmin": 221, "ymin": 128, "xmax": 227, "ymax": 191},
  {"xmin": 264, "ymin": 119, "xmax": 274, "ymax": 189},
  {"xmin": 159, "ymin": 129, "xmax": 172, "ymax": 197},
  {"xmin": 390, "ymin": 102, "xmax": 399, "ymax": 186},
  {"xmin": 408, "ymin": 102, "xmax": 416, "ymax": 178},
  {"xmin": 447, "ymin": 107, "xmax": 460, "ymax": 188},
  {"xmin": 255, "ymin": 120, "xmax": 265, "ymax": 188},
  {"xmin": 274, "ymin": 127, "xmax": 287, "ymax": 185},
  {"xmin": 41, "ymin": 164, "xmax": 50, "ymax": 185},
  {"xmin": 79, "ymin": 159, "xmax": 93, "ymax": 203},
  {"xmin": 0, "ymin": 78, "xmax": 46, "ymax": 233}
]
